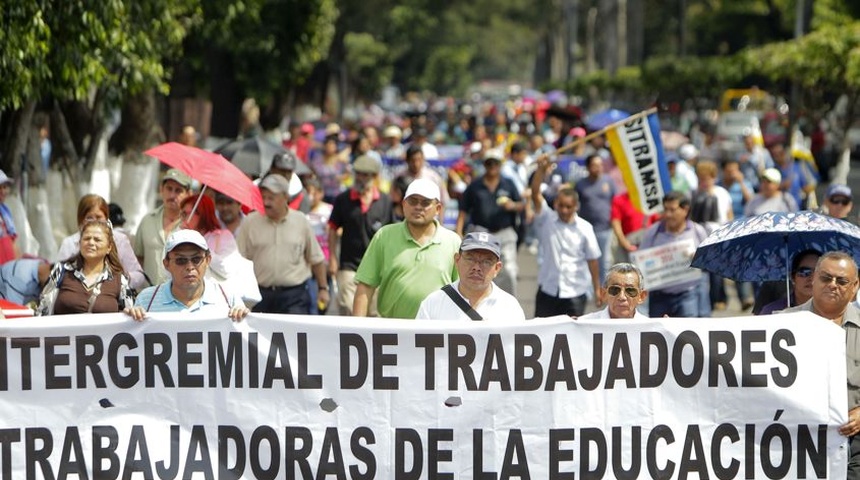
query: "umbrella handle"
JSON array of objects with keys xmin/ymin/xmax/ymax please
[{"xmin": 187, "ymin": 185, "xmax": 207, "ymax": 224}]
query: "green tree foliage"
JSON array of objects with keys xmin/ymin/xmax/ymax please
[
  {"xmin": 0, "ymin": 1, "xmax": 198, "ymax": 110},
  {"xmin": 193, "ymin": 0, "xmax": 336, "ymax": 101},
  {"xmin": 0, "ymin": 4, "xmax": 51, "ymax": 109},
  {"xmin": 344, "ymin": 32, "xmax": 393, "ymax": 101}
]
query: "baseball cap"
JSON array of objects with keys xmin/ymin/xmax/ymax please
[
  {"xmin": 162, "ymin": 169, "xmax": 192, "ymax": 189},
  {"xmin": 484, "ymin": 148, "xmax": 504, "ymax": 163},
  {"xmin": 163, "ymin": 229, "xmax": 209, "ymax": 260},
  {"xmin": 272, "ymin": 151, "xmax": 297, "ymax": 171},
  {"xmin": 325, "ymin": 123, "xmax": 341, "ymax": 136},
  {"xmin": 300, "ymin": 123, "xmax": 315, "ymax": 135},
  {"xmin": 460, "ymin": 232, "xmax": 502, "ymax": 259},
  {"xmin": 761, "ymin": 168, "xmax": 781, "ymax": 184},
  {"xmin": 259, "ymin": 174, "xmax": 291, "ymax": 195},
  {"xmin": 826, "ymin": 184, "xmax": 852, "ymax": 201},
  {"xmin": 569, "ymin": 127, "xmax": 587, "ymax": 138},
  {"xmin": 0, "ymin": 170, "xmax": 13, "ymax": 185},
  {"xmin": 403, "ymin": 178, "xmax": 440, "ymax": 201},
  {"xmin": 469, "ymin": 141, "xmax": 483, "ymax": 154},
  {"xmin": 678, "ymin": 144, "xmax": 699, "ymax": 162},
  {"xmin": 353, "ymin": 155, "xmax": 380, "ymax": 174},
  {"xmin": 383, "ymin": 125, "xmax": 402, "ymax": 138}
]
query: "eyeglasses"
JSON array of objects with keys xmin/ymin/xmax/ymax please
[
  {"xmin": 172, "ymin": 255, "xmax": 205, "ymax": 267},
  {"xmin": 818, "ymin": 273, "xmax": 855, "ymax": 287},
  {"xmin": 460, "ymin": 255, "xmax": 498, "ymax": 269},
  {"xmin": 606, "ymin": 285, "xmax": 641, "ymax": 298},
  {"xmin": 794, "ymin": 267, "xmax": 814, "ymax": 278},
  {"xmin": 830, "ymin": 198, "xmax": 851, "ymax": 206},
  {"xmin": 405, "ymin": 197, "xmax": 436, "ymax": 208}
]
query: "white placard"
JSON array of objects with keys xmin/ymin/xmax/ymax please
[{"xmin": 631, "ymin": 238, "xmax": 703, "ymax": 290}]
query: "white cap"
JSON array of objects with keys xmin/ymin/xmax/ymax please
[
  {"xmin": 0, "ymin": 170, "xmax": 13, "ymax": 185},
  {"xmin": 404, "ymin": 178, "xmax": 440, "ymax": 201},
  {"xmin": 761, "ymin": 168, "xmax": 782, "ymax": 184},
  {"xmin": 678, "ymin": 144, "xmax": 698, "ymax": 161},
  {"xmin": 469, "ymin": 141, "xmax": 483, "ymax": 154},
  {"xmin": 163, "ymin": 229, "xmax": 209, "ymax": 260},
  {"xmin": 383, "ymin": 125, "xmax": 402, "ymax": 138}
]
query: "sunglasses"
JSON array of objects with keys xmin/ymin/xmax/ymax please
[
  {"xmin": 606, "ymin": 285, "xmax": 641, "ymax": 298},
  {"xmin": 405, "ymin": 197, "xmax": 435, "ymax": 208},
  {"xmin": 794, "ymin": 266, "xmax": 814, "ymax": 278},
  {"xmin": 818, "ymin": 273, "xmax": 854, "ymax": 287},
  {"xmin": 172, "ymin": 255, "xmax": 205, "ymax": 267},
  {"xmin": 830, "ymin": 197, "xmax": 851, "ymax": 206}
]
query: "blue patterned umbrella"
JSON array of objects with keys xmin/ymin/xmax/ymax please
[{"xmin": 691, "ymin": 211, "xmax": 860, "ymax": 282}]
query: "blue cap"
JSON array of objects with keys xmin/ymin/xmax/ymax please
[{"xmin": 826, "ymin": 184, "xmax": 852, "ymax": 200}]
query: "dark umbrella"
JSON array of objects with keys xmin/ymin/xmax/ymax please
[
  {"xmin": 691, "ymin": 211, "xmax": 860, "ymax": 297},
  {"xmin": 215, "ymin": 136, "xmax": 311, "ymax": 177}
]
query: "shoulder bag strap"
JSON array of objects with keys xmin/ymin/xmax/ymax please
[
  {"xmin": 441, "ymin": 284, "xmax": 483, "ymax": 321},
  {"xmin": 146, "ymin": 284, "xmax": 161, "ymax": 312}
]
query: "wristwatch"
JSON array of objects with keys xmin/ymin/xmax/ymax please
[{"xmin": 319, "ymin": 286, "xmax": 329, "ymax": 291}]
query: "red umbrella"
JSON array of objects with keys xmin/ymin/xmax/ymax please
[{"xmin": 144, "ymin": 142, "xmax": 265, "ymax": 212}]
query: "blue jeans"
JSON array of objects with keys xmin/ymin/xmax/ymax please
[
  {"xmin": 650, "ymin": 286, "xmax": 703, "ymax": 318},
  {"xmin": 254, "ymin": 281, "xmax": 311, "ymax": 314}
]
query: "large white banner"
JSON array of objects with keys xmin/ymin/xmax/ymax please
[{"xmin": 0, "ymin": 312, "xmax": 849, "ymax": 479}]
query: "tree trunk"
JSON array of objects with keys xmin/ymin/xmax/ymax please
[
  {"xmin": 207, "ymin": 48, "xmax": 243, "ymax": 138},
  {"xmin": 111, "ymin": 90, "xmax": 165, "ymax": 234},
  {"xmin": 1, "ymin": 102, "xmax": 36, "ymax": 178}
]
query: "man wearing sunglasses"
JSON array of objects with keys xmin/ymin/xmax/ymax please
[
  {"xmin": 416, "ymin": 232, "xmax": 525, "ymax": 321},
  {"xmin": 781, "ymin": 251, "xmax": 860, "ymax": 478},
  {"xmin": 579, "ymin": 263, "xmax": 648, "ymax": 319},
  {"xmin": 126, "ymin": 229, "xmax": 248, "ymax": 321},
  {"xmin": 822, "ymin": 184, "xmax": 854, "ymax": 223}
]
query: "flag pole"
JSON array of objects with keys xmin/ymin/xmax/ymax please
[{"xmin": 539, "ymin": 106, "xmax": 659, "ymax": 161}]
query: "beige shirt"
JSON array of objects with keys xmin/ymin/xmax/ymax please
[
  {"xmin": 236, "ymin": 210, "xmax": 324, "ymax": 288},
  {"xmin": 783, "ymin": 299, "xmax": 860, "ymax": 409}
]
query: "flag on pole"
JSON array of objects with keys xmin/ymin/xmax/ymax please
[{"xmin": 606, "ymin": 111, "xmax": 672, "ymax": 214}]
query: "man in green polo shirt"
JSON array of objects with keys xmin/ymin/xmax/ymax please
[{"xmin": 353, "ymin": 178, "xmax": 461, "ymax": 319}]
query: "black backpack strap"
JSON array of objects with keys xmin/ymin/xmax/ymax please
[{"xmin": 441, "ymin": 284, "xmax": 483, "ymax": 321}]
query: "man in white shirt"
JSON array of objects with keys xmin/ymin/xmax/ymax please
[
  {"xmin": 530, "ymin": 156, "xmax": 602, "ymax": 317},
  {"xmin": 416, "ymin": 232, "xmax": 525, "ymax": 321},
  {"xmin": 579, "ymin": 263, "xmax": 649, "ymax": 319}
]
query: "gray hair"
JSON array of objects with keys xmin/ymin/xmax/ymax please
[
  {"xmin": 604, "ymin": 263, "xmax": 645, "ymax": 290},
  {"xmin": 816, "ymin": 251, "xmax": 859, "ymax": 275}
]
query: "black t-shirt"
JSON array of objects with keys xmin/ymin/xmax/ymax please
[
  {"xmin": 460, "ymin": 176, "xmax": 521, "ymax": 232},
  {"xmin": 329, "ymin": 190, "xmax": 394, "ymax": 271}
]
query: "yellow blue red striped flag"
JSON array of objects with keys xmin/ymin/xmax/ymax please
[{"xmin": 606, "ymin": 111, "xmax": 672, "ymax": 214}]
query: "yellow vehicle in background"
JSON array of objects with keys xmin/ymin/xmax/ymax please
[{"xmin": 720, "ymin": 88, "xmax": 775, "ymax": 112}]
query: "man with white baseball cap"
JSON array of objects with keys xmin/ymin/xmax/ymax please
[
  {"xmin": 126, "ymin": 229, "xmax": 249, "ymax": 321},
  {"xmin": 353, "ymin": 178, "xmax": 462, "ymax": 319},
  {"xmin": 744, "ymin": 168, "xmax": 798, "ymax": 216},
  {"xmin": 416, "ymin": 232, "xmax": 525, "ymax": 320}
]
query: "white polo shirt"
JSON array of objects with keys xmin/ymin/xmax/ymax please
[{"xmin": 415, "ymin": 280, "xmax": 526, "ymax": 321}]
